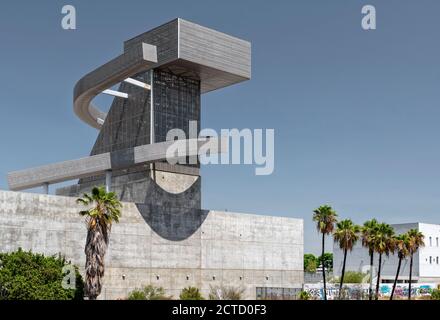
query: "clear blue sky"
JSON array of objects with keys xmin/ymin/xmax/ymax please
[{"xmin": 1, "ymin": 0, "xmax": 440, "ymax": 254}]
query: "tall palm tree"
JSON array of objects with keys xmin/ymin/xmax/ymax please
[
  {"xmin": 333, "ymin": 219, "xmax": 361, "ymax": 299},
  {"xmin": 390, "ymin": 234, "xmax": 409, "ymax": 300},
  {"xmin": 77, "ymin": 186, "xmax": 122, "ymax": 300},
  {"xmin": 361, "ymin": 219, "xmax": 379, "ymax": 300},
  {"xmin": 406, "ymin": 229, "xmax": 425, "ymax": 300},
  {"xmin": 373, "ymin": 223, "xmax": 395, "ymax": 300},
  {"xmin": 313, "ymin": 205, "xmax": 338, "ymax": 300}
]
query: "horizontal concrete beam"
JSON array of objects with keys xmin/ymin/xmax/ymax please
[
  {"xmin": 124, "ymin": 78, "xmax": 151, "ymax": 90},
  {"xmin": 102, "ymin": 89, "xmax": 129, "ymax": 98},
  {"xmin": 7, "ymin": 138, "xmax": 226, "ymax": 191}
]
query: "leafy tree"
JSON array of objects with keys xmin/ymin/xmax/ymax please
[
  {"xmin": 0, "ymin": 248, "xmax": 84, "ymax": 300},
  {"xmin": 406, "ymin": 229, "xmax": 425, "ymax": 300},
  {"xmin": 317, "ymin": 253, "xmax": 334, "ymax": 271},
  {"xmin": 313, "ymin": 205, "xmax": 338, "ymax": 300},
  {"xmin": 390, "ymin": 234, "xmax": 410, "ymax": 300},
  {"xmin": 127, "ymin": 285, "xmax": 170, "ymax": 300},
  {"xmin": 208, "ymin": 285, "xmax": 244, "ymax": 300},
  {"xmin": 373, "ymin": 223, "xmax": 395, "ymax": 300},
  {"xmin": 77, "ymin": 186, "xmax": 122, "ymax": 300},
  {"xmin": 304, "ymin": 254, "xmax": 318, "ymax": 272},
  {"xmin": 180, "ymin": 287, "xmax": 204, "ymax": 300},
  {"xmin": 333, "ymin": 219, "xmax": 361, "ymax": 298},
  {"xmin": 361, "ymin": 218, "xmax": 379, "ymax": 300}
]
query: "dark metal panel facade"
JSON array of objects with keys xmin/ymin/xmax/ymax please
[{"xmin": 153, "ymin": 70, "xmax": 201, "ymax": 143}]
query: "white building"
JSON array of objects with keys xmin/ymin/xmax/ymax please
[{"xmin": 333, "ymin": 223, "xmax": 440, "ymax": 283}]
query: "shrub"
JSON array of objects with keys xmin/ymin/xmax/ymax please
[
  {"xmin": 180, "ymin": 287, "xmax": 204, "ymax": 300},
  {"xmin": 208, "ymin": 285, "xmax": 244, "ymax": 300},
  {"xmin": 0, "ymin": 248, "xmax": 84, "ymax": 300},
  {"xmin": 342, "ymin": 271, "xmax": 368, "ymax": 284},
  {"xmin": 431, "ymin": 289, "xmax": 440, "ymax": 300},
  {"xmin": 331, "ymin": 271, "xmax": 368, "ymax": 284},
  {"xmin": 304, "ymin": 254, "xmax": 318, "ymax": 272},
  {"xmin": 127, "ymin": 285, "xmax": 171, "ymax": 300},
  {"xmin": 297, "ymin": 290, "xmax": 311, "ymax": 300}
]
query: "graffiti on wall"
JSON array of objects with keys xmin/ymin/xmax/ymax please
[{"xmin": 303, "ymin": 283, "xmax": 436, "ymax": 300}]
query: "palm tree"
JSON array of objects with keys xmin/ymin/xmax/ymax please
[
  {"xmin": 77, "ymin": 186, "xmax": 122, "ymax": 300},
  {"xmin": 390, "ymin": 234, "xmax": 409, "ymax": 300},
  {"xmin": 361, "ymin": 219, "xmax": 379, "ymax": 300},
  {"xmin": 313, "ymin": 205, "xmax": 338, "ymax": 300},
  {"xmin": 333, "ymin": 219, "xmax": 361, "ymax": 299},
  {"xmin": 373, "ymin": 223, "xmax": 395, "ymax": 300},
  {"xmin": 406, "ymin": 229, "xmax": 425, "ymax": 300}
]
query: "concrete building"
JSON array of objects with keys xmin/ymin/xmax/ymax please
[
  {"xmin": 333, "ymin": 223, "xmax": 440, "ymax": 283},
  {"xmin": 1, "ymin": 18, "xmax": 304, "ymax": 299},
  {"xmin": 0, "ymin": 190, "xmax": 303, "ymax": 299}
]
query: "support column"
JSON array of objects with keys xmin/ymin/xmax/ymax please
[
  {"xmin": 150, "ymin": 70, "xmax": 155, "ymax": 174},
  {"xmin": 105, "ymin": 170, "xmax": 112, "ymax": 193},
  {"xmin": 150, "ymin": 70, "xmax": 155, "ymax": 144},
  {"xmin": 42, "ymin": 183, "xmax": 49, "ymax": 195}
]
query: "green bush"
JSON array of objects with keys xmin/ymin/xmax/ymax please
[
  {"xmin": 304, "ymin": 254, "xmax": 318, "ymax": 272},
  {"xmin": 342, "ymin": 271, "xmax": 368, "ymax": 284},
  {"xmin": 297, "ymin": 290, "xmax": 311, "ymax": 300},
  {"xmin": 127, "ymin": 285, "xmax": 171, "ymax": 300},
  {"xmin": 331, "ymin": 271, "xmax": 368, "ymax": 284},
  {"xmin": 180, "ymin": 287, "xmax": 204, "ymax": 300},
  {"xmin": 0, "ymin": 248, "xmax": 84, "ymax": 300},
  {"xmin": 208, "ymin": 285, "xmax": 244, "ymax": 300},
  {"xmin": 431, "ymin": 289, "xmax": 440, "ymax": 300}
]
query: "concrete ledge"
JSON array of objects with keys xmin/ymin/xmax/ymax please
[{"xmin": 7, "ymin": 137, "xmax": 225, "ymax": 191}]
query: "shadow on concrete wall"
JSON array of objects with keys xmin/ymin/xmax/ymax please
[
  {"xmin": 138, "ymin": 175, "xmax": 201, "ymax": 209},
  {"xmin": 136, "ymin": 203, "xmax": 208, "ymax": 241}
]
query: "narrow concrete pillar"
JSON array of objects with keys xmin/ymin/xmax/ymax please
[
  {"xmin": 150, "ymin": 71, "xmax": 155, "ymax": 144},
  {"xmin": 42, "ymin": 183, "xmax": 49, "ymax": 195},
  {"xmin": 105, "ymin": 170, "xmax": 112, "ymax": 193}
]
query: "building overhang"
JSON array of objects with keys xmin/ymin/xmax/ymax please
[{"xmin": 124, "ymin": 18, "xmax": 251, "ymax": 93}]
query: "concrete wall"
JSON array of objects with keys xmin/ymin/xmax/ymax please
[
  {"xmin": 0, "ymin": 190, "xmax": 303, "ymax": 299},
  {"xmin": 57, "ymin": 166, "xmax": 201, "ymax": 210}
]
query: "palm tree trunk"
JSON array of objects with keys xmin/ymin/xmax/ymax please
[
  {"xmin": 321, "ymin": 232, "xmax": 327, "ymax": 300},
  {"xmin": 408, "ymin": 254, "xmax": 413, "ymax": 300},
  {"xmin": 375, "ymin": 253, "xmax": 382, "ymax": 300},
  {"xmin": 84, "ymin": 220, "xmax": 108, "ymax": 300},
  {"xmin": 390, "ymin": 257, "xmax": 402, "ymax": 300},
  {"xmin": 339, "ymin": 248, "xmax": 347, "ymax": 299},
  {"xmin": 368, "ymin": 250, "xmax": 374, "ymax": 300}
]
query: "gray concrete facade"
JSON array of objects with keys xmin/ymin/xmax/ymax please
[
  {"xmin": 0, "ymin": 190, "xmax": 303, "ymax": 299},
  {"xmin": 57, "ymin": 164, "xmax": 202, "ymax": 209}
]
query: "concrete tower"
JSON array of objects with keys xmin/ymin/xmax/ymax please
[{"xmin": 55, "ymin": 18, "xmax": 251, "ymax": 207}]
